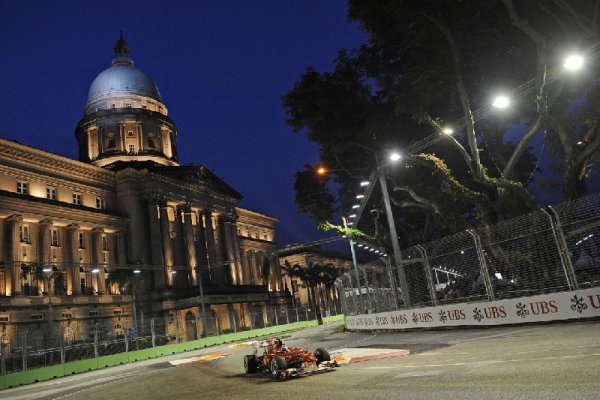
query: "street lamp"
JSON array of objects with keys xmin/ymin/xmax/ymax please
[
  {"xmin": 442, "ymin": 127, "xmax": 454, "ymax": 135},
  {"xmin": 492, "ymin": 95, "xmax": 510, "ymax": 109},
  {"xmin": 389, "ymin": 152, "xmax": 402, "ymax": 162},
  {"xmin": 563, "ymin": 54, "xmax": 584, "ymax": 71}
]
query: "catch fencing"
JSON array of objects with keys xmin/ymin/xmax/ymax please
[
  {"xmin": 0, "ymin": 303, "xmax": 342, "ymax": 377},
  {"xmin": 339, "ymin": 192, "xmax": 600, "ymax": 317}
]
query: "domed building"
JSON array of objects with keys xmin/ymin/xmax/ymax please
[
  {"xmin": 76, "ymin": 34, "xmax": 178, "ymax": 167},
  {"xmin": 0, "ymin": 35, "xmax": 287, "ymax": 352}
]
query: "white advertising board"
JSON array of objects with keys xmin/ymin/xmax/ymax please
[{"xmin": 345, "ymin": 287, "xmax": 600, "ymax": 330}]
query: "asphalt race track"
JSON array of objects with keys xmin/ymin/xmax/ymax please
[{"xmin": 3, "ymin": 321, "xmax": 600, "ymax": 400}]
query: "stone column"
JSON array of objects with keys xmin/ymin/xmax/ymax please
[
  {"xmin": 179, "ymin": 204, "xmax": 198, "ymax": 286},
  {"xmin": 229, "ymin": 219, "xmax": 243, "ymax": 285},
  {"xmin": 38, "ymin": 219, "xmax": 53, "ymax": 265},
  {"xmin": 203, "ymin": 209, "xmax": 220, "ymax": 285},
  {"xmin": 272, "ymin": 256, "xmax": 283, "ymax": 292},
  {"xmin": 220, "ymin": 215, "xmax": 236, "ymax": 285},
  {"xmin": 146, "ymin": 197, "xmax": 165, "ymax": 288},
  {"xmin": 116, "ymin": 230, "xmax": 127, "ymax": 266},
  {"xmin": 194, "ymin": 209, "xmax": 208, "ymax": 271},
  {"xmin": 91, "ymin": 227, "xmax": 106, "ymax": 294},
  {"xmin": 5, "ymin": 215, "xmax": 22, "ymax": 295},
  {"xmin": 158, "ymin": 197, "xmax": 174, "ymax": 287},
  {"xmin": 240, "ymin": 251, "xmax": 250, "ymax": 285},
  {"xmin": 66, "ymin": 224, "xmax": 81, "ymax": 295}
]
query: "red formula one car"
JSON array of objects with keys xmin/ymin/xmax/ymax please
[{"xmin": 243, "ymin": 338, "xmax": 336, "ymax": 379}]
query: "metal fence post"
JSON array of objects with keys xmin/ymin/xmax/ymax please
[
  {"xmin": 174, "ymin": 312, "xmax": 180, "ymax": 343},
  {"xmin": 382, "ymin": 257, "xmax": 399, "ymax": 310},
  {"xmin": 60, "ymin": 328, "xmax": 65, "ymax": 364},
  {"xmin": 125, "ymin": 330, "xmax": 129, "ymax": 353},
  {"xmin": 467, "ymin": 230, "xmax": 496, "ymax": 301},
  {"xmin": 295, "ymin": 306, "xmax": 299, "ymax": 322},
  {"xmin": 305, "ymin": 308, "xmax": 309, "ymax": 321},
  {"xmin": 93, "ymin": 324, "xmax": 99, "ymax": 358},
  {"xmin": 285, "ymin": 306, "xmax": 290, "ymax": 324},
  {"xmin": 150, "ymin": 318, "xmax": 156, "ymax": 348},
  {"xmin": 0, "ymin": 342, "xmax": 5, "ymax": 376},
  {"xmin": 273, "ymin": 306, "xmax": 279, "ymax": 326},
  {"xmin": 416, "ymin": 245, "xmax": 439, "ymax": 307},
  {"xmin": 22, "ymin": 329, "xmax": 29, "ymax": 371},
  {"xmin": 542, "ymin": 206, "xmax": 579, "ymax": 290}
]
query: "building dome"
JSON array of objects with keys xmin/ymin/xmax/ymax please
[
  {"xmin": 86, "ymin": 33, "xmax": 162, "ymax": 106},
  {"xmin": 76, "ymin": 34, "xmax": 179, "ymax": 168},
  {"xmin": 87, "ymin": 64, "xmax": 162, "ymax": 105}
]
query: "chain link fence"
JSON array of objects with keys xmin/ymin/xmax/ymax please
[{"xmin": 339, "ymin": 193, "xmax": 600, "ymax": 316}]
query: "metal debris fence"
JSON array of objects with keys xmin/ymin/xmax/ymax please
[
  {"xmin": 0, "ymin": 302, "xmax": 342, "ymax": 376},
  {"xmin": 338, "ymin": 192, "xmax": 600, "ymax": 315}
]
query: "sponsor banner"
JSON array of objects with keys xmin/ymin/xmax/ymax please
[{"xmin": 345, "ymin": 288, "xmax": 600, "ymax": 331}]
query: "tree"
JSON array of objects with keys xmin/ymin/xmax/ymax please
[
  {"xmin": 283, "ymin": 0, "xmax": 600, "ymax": 247},
  {"xmin": 282, "ymin": 261, "xmax": 343, "ymax": 324},
  {"xmin": 106, "ymin": 268, "xmax": 134, "ymax": 294}
]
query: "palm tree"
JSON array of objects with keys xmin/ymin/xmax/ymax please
[{"xmin": 282, "ymin": 261, "xmax": 343, "ymax": 325}]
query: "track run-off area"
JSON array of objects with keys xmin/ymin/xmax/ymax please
[{"xmin": 3, "ymin": 321, "xmax": 600, "ymax": 400}]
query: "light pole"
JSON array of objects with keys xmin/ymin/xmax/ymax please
[
  {"xmin": 342, "ymin": 216, "xmax": 364, "ymax": 313},
  {"xmin": 378, "ymin": 157, "xmax": 412, "ymax": 308}
]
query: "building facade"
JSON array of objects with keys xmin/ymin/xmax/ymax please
[{"xmin": 0, "ymin": 35, "xmax": 285, "ymax": 353}]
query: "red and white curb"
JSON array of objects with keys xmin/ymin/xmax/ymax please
[
  {"xmin": 169, "ymin": 353, "xmax": 231, "ymax": 366},
  {"xmin": 331, "ymin": 348, "xmax": 410, "ymax": 365}
]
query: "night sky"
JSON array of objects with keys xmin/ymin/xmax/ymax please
[{"xmin": 0, "ymin": 1, "xmax": 366, "ymax": 246}]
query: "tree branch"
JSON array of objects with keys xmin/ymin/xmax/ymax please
[
  {"xmin": 501, "ymin": 0, "xmax": 548, "ymax": 97},
  {"xmin": 502, "ymin": 114, "xmax": 544, "ymax": 179},
  {"xmin": 421, "ymin": 13, "xmax": 482, "ymax": 179},
  {"xmin": 548, "ymin": 115, "xmax": 573, "ymax": 159},
  {"xmin": 393, "ymin": 185, "xmax": 441, "ymax": 214},
  {"xmin": 554, "ymin": 0, "xmax": 596, "ymax": 38},
  {"xmin": 539, "ymin": 2, "xmax": 570, "ymax": 38}
]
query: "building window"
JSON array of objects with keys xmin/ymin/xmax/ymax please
[
  {"xmin": 89, "ymin": 311, "xmax": 100, "ymax": 317},
  {"xmin": 142, "ymin": 105, "xmax": 147, "ymax": 109},
  {"xmin": 51, "ymin": 229, "xmax": 60, "ymax": 247},
  {"xmin": 73, "ymin": 193, "xmax": 82, "ymax": 205},
  {"xmin": 96, "ymin": 107, "xmax": 101, "ymax": 112},
  {"xmin": 16, "ymin": 181, "xmax": 29, "ymax": 195},
  {"xmin": 78, "ymin": 232, "xmax": 85, "ymax": 249},
  {"xmin": 111, "ymin": 104, "xmax": 116, "ymax": 109},
  {"xmin": 128, "ymin": 144, "xmax": 135, "ymax": 154},
  {"xmin": 125, "ymin": 103, "xmax": 132, "ymax": 108},
  {"xmin": 102, "ymin": 235, "xmax": 108, "ymax": 251},
  {"xmin": 127, "ymin": 131, "xmax": 134, "ymax": 137},
  {"xmin": 96, "ymin": 197, "xmax": 106, "ymax": 209},
  {"xmin": 46, "ymin": 187, "xmax": 57, "ymax": 200},
  {"xmin": 30, "ymin": 314, "xmax": 44, "ymax": 321},
  {"xmin": 62, "ymin": 312, "xmax": 72, "ymax": 319},
  {"xmin": 19, "ymin": 225, "xmax": 30, "ymax": 243}
]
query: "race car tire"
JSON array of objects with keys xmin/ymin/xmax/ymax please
[
  {"xmin": 244, "ymin": 355, "xmax": 258, "ymax": 373},
  {"xmin": 270, "ymin": 356, "xmax": 287, "ymax": 377},
  {"xmin": 314, "ymin": 348, "xmax": 331, "ymax": 364}
]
